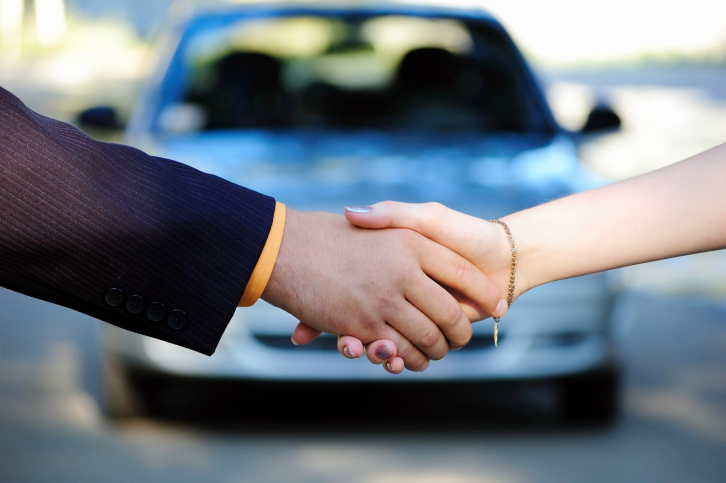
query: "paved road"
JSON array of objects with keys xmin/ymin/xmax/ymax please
[{"xmin": 1, "ymin": 289, "xmax": 725, "ymax": 483}]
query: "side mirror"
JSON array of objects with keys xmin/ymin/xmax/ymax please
[
  {"xmin": 77, "ymin": 106, "xmax": 121, "ymax": 130},
  {"xmin": 581, "ymin": 103, "xmax": 621, "ymax": 133}
]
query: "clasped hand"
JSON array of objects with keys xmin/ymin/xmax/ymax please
[
  {"xmin": 262, "ymin": 202, "xmax": 521, "ymax": 374},
  {"xmin": 264, "ymin": 144, "xmax": 726, "ymax": 373}
]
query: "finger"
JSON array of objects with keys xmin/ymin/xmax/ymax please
[
  {"xmin": 365, "ymin": 344, "xmax": 404, "ymax": 375},
  {"xmin": 345, "ymin": 201, "xmax": 481, "ymax": 246},
  {"xmin": 449, "ymin": 287, "xmax": 490, "ymax": 321},
  {"xmin": 338, "ymin": 335, "xmax": 364, "ymax": 359},
  {"xmin": 291, "ymin": 322, "xmax": 323, "ymax": 345},
  {"xmin": 405, "ymin": 272, "xmax": 472, "ymax": 350},
  {"xmin": 386, "ymin": 301, "xmax": 449, "ymax": 361},
  {"xmin": 418, "ymin": 236, "xmax": 507, "ymax": 320},
  {"xmin": 364, "ymin": 340, "xmax": 397, "ymax": 364},
  {"xmin": 384, "ymin": 357, "xmax": 405, "ymax": 374},
  {"xmin": 368, "ymin": 325, "xmax": 430, "ymax": 372}
]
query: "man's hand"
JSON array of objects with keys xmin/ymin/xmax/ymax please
[{"xmin": 262, "ymin": 209, "xmax": 506, "ymax": 372}]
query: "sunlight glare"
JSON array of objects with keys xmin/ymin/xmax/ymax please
[
  {"xmin": 35, "ymin": 0, "xmax": 66, "ymax": 46},
  {"xmin": 0, "ymin": 0, "xmax": 24, "ymax": 46}
]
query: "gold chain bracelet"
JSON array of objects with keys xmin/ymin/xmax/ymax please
[{"xmin": 488, "ymin": 219, "xmax": 517, "ymax": 346}]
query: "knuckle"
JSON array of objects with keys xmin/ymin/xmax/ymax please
[
  {"xmin": 441, "ymin": 300, "xmax": 463, "ymax": 328},
  {"xmin": 359, "ymin": 316, "xmax": 380, "ymax": 336},
  {"xmin": 426, "ymin": 201, "xmax": 444, "ymax": 215},
  {"xmin": 418, "ymin": 326, "xmax": 441, "ymax": 350},
  {"xmin": 455, "ymin": 261, "xmax": 473, "ymax": 286},
  {"xmin": 374, "ymin": 294, "xmax": 398, "ymax": 317},
  {"xmin": 320, "ymin": 314, "xmax": 342, "ymax": 334},
  {"xmin": 420, "ymin": 202, "xmax": 442, "ymax": 231},
  {"xmin": 396, "ymin": 339, "xmax": 414, "ymax": 359},
  {"xmin": 379, "ymin": 200, "xmax": 394, "ymax": 211}
]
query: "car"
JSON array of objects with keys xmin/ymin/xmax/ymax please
[{"xmin": 80, "ymin": 1, "xmax": 623, "ymax": 424}]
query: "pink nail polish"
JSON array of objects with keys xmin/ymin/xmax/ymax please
[
  {"xmin": 344, "ymin": 206, "xmax": 372, "ymax": 213},
  {"xmin": 375, "ymin": 344, "xmax": 392, "ymax": 359}
]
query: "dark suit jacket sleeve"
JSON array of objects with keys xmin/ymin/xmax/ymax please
[{"xmin": 0, "ymin": 86, "xmax": 276, "ymax": 356}]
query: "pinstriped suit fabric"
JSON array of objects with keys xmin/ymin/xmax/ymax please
[{"xmin": 0, "ymin": 86, "xmax": 276, "ymax": 355}]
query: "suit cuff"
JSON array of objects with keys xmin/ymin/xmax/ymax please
[{"xmin": 239, "ymin": 202, "xmax": 286, "ymax": 307}]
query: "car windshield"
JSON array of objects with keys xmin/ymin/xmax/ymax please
[{"xmin": 168, "ymin": 14, "xmax": 547, "ymax": 134}]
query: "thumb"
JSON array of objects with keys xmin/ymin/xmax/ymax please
[
  {"xmin": 291, "ymin": 322, "xmax": 322, "ymax": 345},
  {"xmin": 344, "ymin": 201, "xmax": 422, "ymax": 230},
  {"xmin": 345, "ymin": 201, "xmax": 484, "ymax": 251}
]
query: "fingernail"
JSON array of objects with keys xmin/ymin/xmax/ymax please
[
  {"xmin": 291, "ymin": 335, "xmax": 298, "ymax": 346},
  {"xmin": 344, "ymin": 206, "xmax": 372, "ymax": 213},
  {"xmin": 343, "ymin": 346, "xmax": 355, "ymax": 359},
  {"xmin": 385, "ymin": 362, "xmax": 396, "ymax": 373},
  {"xmin": 418, "ymin": 360, "xmax": 430, "ymax": 372},
  {"xmin": 494, "ymin": 299, "xmax": 508, "ymax": 318},
  {"xmin": 375, "ymin": 344, "xmax": 392, "ymax": 359}
]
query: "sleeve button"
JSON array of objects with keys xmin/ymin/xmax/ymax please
[
  {"xmin": 125, "ymin": 295, "xmax": 146, "ymax": 314},
  {"xmin": 104, "ymin": 288, "xmax": 125, "ymax": 307},
  {"xmin": 167, "ymin": 309, "xmax": 187, "ymax": 330},
  {"xmin": 146, "ymin": 303, "xmax": 166, "ymax": 322}
]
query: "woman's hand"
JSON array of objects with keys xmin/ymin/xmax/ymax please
[
  {"xmin": 301, "ymin": 143, "xmax": 726, "ymax": 373},
  {"xmin": 345, "ymin": 202, "xmax": 526, "ymax": 316}
]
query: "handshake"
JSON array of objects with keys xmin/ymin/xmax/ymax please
[
  {"xmin": 261, "ymin": 201, "xmax": 522, "ymax": 375},
  {"xmin": 260, "ymin": 142, "xmax": 726, "ymax": 375},
  {"xmin": 1, "ymin": 86, "xmax": 721, "ymax": 370}
]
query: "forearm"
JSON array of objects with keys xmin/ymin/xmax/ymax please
[
  {"xmin": 503, "ymin": 143, "xmax": 726, "ymax": 293},
  {"xmin": 0, "ymin": 86, "xmax": 276, "ymax": 355}
]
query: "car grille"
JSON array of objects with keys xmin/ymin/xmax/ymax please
[{"xmin": 253, "ymin": 334, "xmax": 504, "ymax": 351}]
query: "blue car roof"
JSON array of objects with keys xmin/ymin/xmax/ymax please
[
  {"xmin": 184, "ymin": 1, "xmax": 500, "ymax": 26},
  {"xmin": 126, "ymin": 0, "xmax": 559, "ymax": 139}
]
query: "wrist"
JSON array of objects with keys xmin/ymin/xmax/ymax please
[
  {"xmin": 239, "ymin": 202, "xmax": 287, "ymax": 307},
  {"xmin": 261, "ymin": 208, "xmax": 304, "ymax": 314},
  {"xmin": 499, "ymin": 211, "xmax": 539, "ymax": 299}
]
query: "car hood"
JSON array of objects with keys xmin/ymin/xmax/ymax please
[{"xmin": 149, "ymin": 130, "xmax": 602, "ymax": 218}]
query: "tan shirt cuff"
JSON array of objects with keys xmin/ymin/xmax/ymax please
[{"xmin": 239, "ymin": 202, "xmax": 286, "ymax": 307}]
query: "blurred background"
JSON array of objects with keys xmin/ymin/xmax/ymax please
[{"xmin": 1, "ymin": 1, "xmax": 725, "ymax": 482}]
